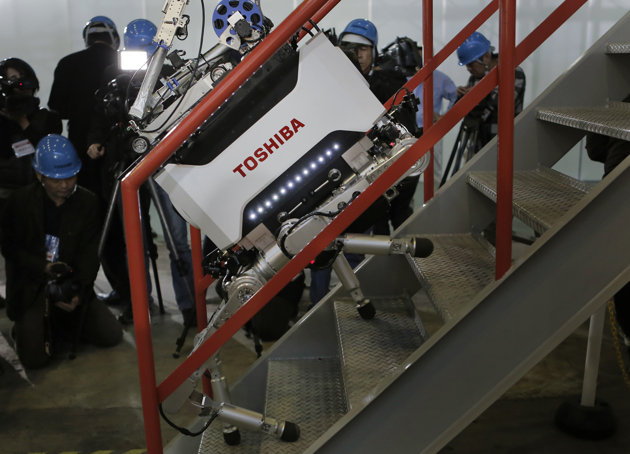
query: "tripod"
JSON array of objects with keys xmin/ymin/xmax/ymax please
[
  {"xmin": 98, "ymin": 160, "xmax": 196, "ymax": 354},
  {"xmin": 440, "ymin": 114, "xmax": 482, "ymax": 187}
]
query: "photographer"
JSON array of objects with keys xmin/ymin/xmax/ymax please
[
  {"xmin": 455, "ymin": 31, "xmax": 526, "ymax": 154},
  {"xmin": 0, "ymin": 57, "xmax": 62, "ymax": 204},
  {"xmin": 0, "ymin": 57, "xmax": 62, "ymax": 307},
  {"xmin": 1, "ymin": 134, "xmax": 122, "ymax": 369},
  {"xmin": 88, "ymin": 19, "xmax": 197, "ymax": 327},
  {"xmin": 48, "ymin": 16, "xmax": 120, "ymax": 196}
]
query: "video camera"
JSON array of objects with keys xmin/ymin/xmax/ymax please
[
  {"xmin": 0, "ymin": 75, "xmax": 39, "ymax": 114},
  {"xmin": 377, "ymin": 37, "xmax": 423, "ymax": 77}
]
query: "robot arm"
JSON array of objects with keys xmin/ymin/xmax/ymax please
[{"xmin": 129, "ymin": 0, "xmax": 190, "ymax": 120}]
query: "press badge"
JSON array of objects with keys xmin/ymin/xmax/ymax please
[
  {"xmin": 12, "ymin": 139, "xmax": 36, "ymax": 158},
  {"xmin": 45, "ymin": 234, "xmax": 60, "ymax": 263}
]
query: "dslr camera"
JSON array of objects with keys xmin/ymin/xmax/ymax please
[{"xmin": 45, "ymin": 262, "xmax": 81, "ymax": 305}]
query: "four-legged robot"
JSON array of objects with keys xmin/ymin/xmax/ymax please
[{"xmin": 127, "ymin": 0, "xmax": 433, "ymax": 444}]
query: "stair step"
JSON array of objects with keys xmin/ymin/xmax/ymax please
[
  {"xmin": 606, "ymin": 42, "xmax": 630, "ymax": 54},
  {"xmin": 198, "ymin": 417, "xmax": 263, "ymax": 453},
  {"xmin": 536, "ymin": 102, "xmax": 630, "ymax": 141},
  {"xmin": 261, "ymin": 357, "xmax": 346, "ymax": 454},
  {"xmin": 198, "ymin": 357, "xmax": 345, "ymax": 454},
  {"xmin": 334, "ymin": 298, "xmax": 424, "ymax": 409},
  {"xmin": 467, "ymin": 168, "xmax": 591, "ymax": 234},
  {"xmin": 407, "ymin": 234, "xmax": 495, "ymax": 322}
]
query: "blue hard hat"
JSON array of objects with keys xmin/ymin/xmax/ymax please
[
  {"xmin": 83, "ymin": 15, "xmax": 120, "ymax": 49},
  {"xmin": 457, "ymin": 31, "xmax": 492, "ymax": 65},
  {"xmin": 339, "ymin": 19, "xmax": 378, "ymax": 48},
  {"xmin": 33, "ymin": 135, "xmax": 81, "ymax": 179},
  {"xmin": 124, "ymin": 19, "xmax": 158, "ymax": 54}
]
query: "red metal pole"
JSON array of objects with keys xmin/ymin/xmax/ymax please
[
  {"xmin": 496, "ymin": 0, "xmax": 516, "ymax": 278},
  {"xmin": 190, "ymin": 226, "xmax": 212, "ymax": 332},
  {"xmin": 189, "ymin": 226, "xmax": 214, "ymax": 396},
  {"xmin": 422, "ymin": 0, "xmax": 435, "ymax": 201}
]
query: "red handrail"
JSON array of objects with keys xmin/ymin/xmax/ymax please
[
  {"xmin": 422, "ymin": 0, "xmax": 435, "ymax": 200},
  {"xmin": 121, "ymin": 1, "xmax": 587, "ymax": 451}
]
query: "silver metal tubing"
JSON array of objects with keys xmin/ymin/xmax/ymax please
[
  {"xmin": 129, "ymin": 46, "xmax": 168, "ymax": 120},
  {"xmin": 332, "ymin": 254, "xmax": 366, "ymax": 304},
  {"xmin": 581, "ymin": 304, "xmax": 606, "ymax": 407}
]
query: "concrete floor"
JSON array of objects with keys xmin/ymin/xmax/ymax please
[{"xmin": 1, "ymin": 237, "xmax": 630, "ymax": 453}]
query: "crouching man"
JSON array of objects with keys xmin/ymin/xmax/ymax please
[{"xmin": 1, "ymin": 134, "xmax": 122, "ymax": 369}]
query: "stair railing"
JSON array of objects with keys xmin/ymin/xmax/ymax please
[{"xmin": 120, "ymin": 0, "xmax": 586, "ymax": 451}]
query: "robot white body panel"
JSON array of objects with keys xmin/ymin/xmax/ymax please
[{"xmin": 155, "ymin": 33, "xmax": 385, "ymax": 249}]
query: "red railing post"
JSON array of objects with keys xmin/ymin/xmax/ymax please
[
  {"xmin": 496, "ymin": 0, "xmax": 516, "ymax": 278},
  {"xmin": 423, "ymin": 0, "xmax": 435, "ymax": 201},
  {"xmin": 189, "ymin": 226, "xmax": 214, "ymax": 396}
]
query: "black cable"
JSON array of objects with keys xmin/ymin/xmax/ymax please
[
  {"xmin": 308, "ymin": 19, "xmax": 321, "ymax": 33},
  {"xmin": 391, "ymin": 86, "xmax": 412, "ymax": 111},
  {"xmin": 159, "ymin": 403, "xmax": 218, "ymax": 436}
]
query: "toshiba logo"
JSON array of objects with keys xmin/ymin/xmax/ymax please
[{"xmin": 233, "ymin": 118, "xmax": 305, "ymax": 178}]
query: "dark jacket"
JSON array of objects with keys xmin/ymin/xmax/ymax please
[
  {"xmin": 586, "ymin": 133, "xmax": 630, "ymax": 177},
  {"xmin": 586, "ymin": 95, "xmax": 630, "ymax": 176},
  {"xmin": 0, "ymin": 107, "xmax": 62, "ymax": 190},
  {"xmin": 459, "ymin": 61, "xmax": 526, "ymax": 150},
  {"xmin": 1, "ymin": 182, "xmax": 100, "ymax": 321},
  {"xmin": 48, "ymin": 43, "xmax": 119, "ymax": 194}
]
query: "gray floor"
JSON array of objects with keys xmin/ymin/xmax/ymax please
[{"xmin": 1, "ymin": 237, "xmax": 630, "ymax": 453}]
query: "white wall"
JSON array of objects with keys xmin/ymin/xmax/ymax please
[{"xmin": 2, "ymin": 0, "xmax": 626, "ymax": 179}]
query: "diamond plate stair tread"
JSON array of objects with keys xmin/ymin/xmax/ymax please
[
  {"xmin": 606, "ymin": 42, "xmax": 630, "ymax": 54},
  {"xmin": 334, "ymin": 298, "xmax": 424, "ymax": 409},
  {"xmin": 467, "ymin": 168, "xmax": 590, "ymax": 234},
  {"xmin": 536, "ymin": 103, "xmax": 630, "ymax": 141},
  {"xmin": 260, "ymin": 357, "xmax": 346, "ymax": 454},
  {"xmin": 408, "ymin": 234, "xmax": 495, "ymax": 321},
  {"xmin": 198, "ymin": 419, "xmax": 263, "ymax": 454}
]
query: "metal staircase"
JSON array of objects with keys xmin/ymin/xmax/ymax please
[{"xmin": 166, "ymin": 10, "xmax": 630, "ymax": 454}]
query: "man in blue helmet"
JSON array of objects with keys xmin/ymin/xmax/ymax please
[
  {"xmin": 455, "ymin": 31, "xmax": 526, "ymax": 153},
  {"xmin": 338, "ymin": 19, "xmax": 413, "ymax": 109},
  {"xmin": 1, "ymin": 134, "xmax": 122, "ymax": 369},
  {"xmin": 48, "ymin": 16, "xmax": 120, "ymax": 197},
  {"xmin": 87, "ymin": 19, "xmax": 197, "ymax": 328},
  {"xmin": 307, "ymin": 19, "xmax": 419, "ymax": 307}
]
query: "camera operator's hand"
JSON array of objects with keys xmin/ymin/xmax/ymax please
[
  {"xmin": 457, "ymin": 85, "xmax": 471, "ymax": 99},
  {"xmin": 87, "ymin": 143, "xmax": 105, "ymax": 160},
  {"xmin": 55, "ymin": 295, "xmax": 80, "ymax": 313}
]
